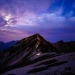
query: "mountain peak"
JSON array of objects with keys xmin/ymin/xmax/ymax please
[
  {"xmin": 33, "ymin": 33, "xmax": 41, "ymax": 37},
  {"xmin": 13, "ymin": 33, "xmax": 59, "ymax": 54},
  {"xmin": 32, "ymin": 33, "xmax": 45, "ymax": 41},
  {"xmin": 0, "ymin": 34, "xmax": 61, "ymax": 73},
  {"xmin": 21, "ymin": 33, "xmax": 44, "ymax": 42}
]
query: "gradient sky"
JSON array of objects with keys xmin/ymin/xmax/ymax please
[{"xmin": 0, "ymin": 0, "xmax": 75, "ymax": 42}]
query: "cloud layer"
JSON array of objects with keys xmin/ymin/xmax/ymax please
[{"xmin": 0, "ymin": 0, "xmax": 75, "ymax": 42}]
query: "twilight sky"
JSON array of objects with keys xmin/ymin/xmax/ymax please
[{"xmin": 0, "ymin": 0, "xmax": 75, "ymax": 42}]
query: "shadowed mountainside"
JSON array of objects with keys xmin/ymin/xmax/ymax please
[
  {"xmin": 0, "ymin": 34, "xmax": 60, "ymax": 74},
  {"xmin": 53, "ymin": 40, "xmax": 75, "ymax": 53},
  {"xmin": 0, "ymin": 41, "xmax": 18, "ymax": 51},
  {"xmin": 0, "ymin": 34, "xmax": 75, "ymax": 75}
]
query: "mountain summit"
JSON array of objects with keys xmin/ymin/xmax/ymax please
[
  {"xmin": 0, "ymin": 33, "xmax": 60, "ymax": 74},
  {"xmin": 12, "ymin": 33, "xmax": 59, "ymax": 53},
  {"xmin": 0, "ymin": 34, "xmax": 75, "ymax": 75}
]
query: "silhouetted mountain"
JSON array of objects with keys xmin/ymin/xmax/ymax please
[
  {"xmin": 0, "ymin": 42, "xmax": 5, "ymax": 50},
  {"xmin": 0, "ymin": 34, "xmax": 75, "ymax": 75},
  {"xmin": 53, "ymin": 40, "xmax": 75, "ymax": 53},
  {"xmin": 0, "ymin": 41, "xmax": 18, "ymax": 51}
]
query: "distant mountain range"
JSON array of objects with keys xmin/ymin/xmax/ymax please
[
  {"xmin": 0, "ymin": 41, "xmax": 18, "ymax": 51},
  {"xmin": 0, "ymin": 34, "xmax": 75, "ymax": 75},
  {"xmin": 53, "ymin": 40, "xmax": 75, "ymax": 53},
  {"xmin": 0, "ymin": 38, "xmax": 75, "ymax": 53}
]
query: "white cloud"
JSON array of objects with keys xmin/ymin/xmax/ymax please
[
  {"xmin": 16, "ymin": 11, "xmax": 38, "ymax": 26},
  {"xmin": 35, "ymin": 12, "xmax": 65, "ymax": 28}
]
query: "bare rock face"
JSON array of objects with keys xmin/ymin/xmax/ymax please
[
  {"xmin": 0, "ymin": 34, "xmax": 75, "ymax": 75},
  {"xmin": 0, "ymin": 34, "xmax": 62, "ymax": 74}
]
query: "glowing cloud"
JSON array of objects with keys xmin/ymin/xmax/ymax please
[{"xmin": 4, "ymin": 14, "xmax": 12, "ymax": 21}]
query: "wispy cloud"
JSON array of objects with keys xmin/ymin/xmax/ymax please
[{"xmin": 0, "ymin": 0, "xmax": 75, "ymax": 42}]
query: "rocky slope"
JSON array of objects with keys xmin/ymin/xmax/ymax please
[
  {"xmin": 2, "ymin": 52, "xmax": 75, "ymax": 75},
  {"xmin": 0, "ymin": 34, "xmax": 60, "ymax": 74},
  {"xmin": 0, "ymin": 34, "xmax": 75, "ymax": 75}
]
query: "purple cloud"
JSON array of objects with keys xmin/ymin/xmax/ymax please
[
  {"xmin": 0, "ymin": 0, "xmax": 75, "ymax": 42},
  {"xmin": 0, "ymin": 17, "xmax": 7, "ymax": 27}
]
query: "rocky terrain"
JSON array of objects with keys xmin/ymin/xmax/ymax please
[
  {"xmin": 53, "ymin": 40, "xmax": 75, "ymax": 53},
  {"xmin": 0, "ymin": 34, "xmax": 75, "ymax": 75}
]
